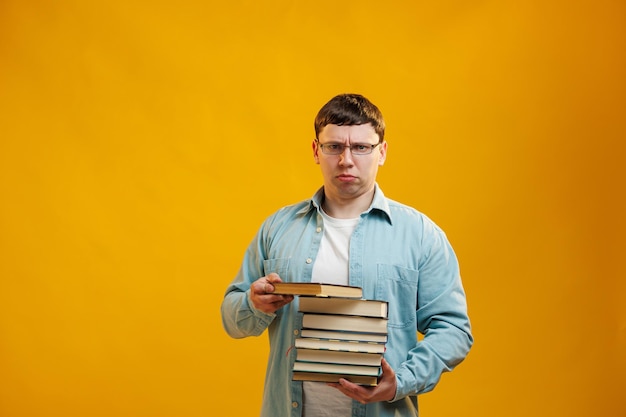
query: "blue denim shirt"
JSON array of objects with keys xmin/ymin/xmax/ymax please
[{"xmin": 221, "ymin": 185, "xmax": 473, "ymax": 417}]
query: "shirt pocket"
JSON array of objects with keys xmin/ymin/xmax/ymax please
[
  {"xmin": 375, "ymin": 264, "xmax": 418, "ymax": 329},
  {"xmin": 262, "ymin": 258, "xmax": 292, "ymax": 319},
  {"xmin": 262, "ymin": 258, "xmax": 291, "ymax": 278}
]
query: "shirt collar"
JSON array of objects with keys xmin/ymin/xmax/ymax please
[{"xmin": 301, "ymin": 184, "xmax": 393, "ymax": 224}]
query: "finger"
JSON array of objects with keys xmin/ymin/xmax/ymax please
[
  {"xmin": 337, "ymin": 378, "xmax": 366, "ymax": 397},
  {"xmin": 272, "ymin": 295, "xmax": 294, "ymax": 308},
  {"xmin": 266, "ymin": 273, "xmax": 282, "ymax": 284}
]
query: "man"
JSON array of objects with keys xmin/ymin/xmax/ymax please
[{"xmin": 221, "ymin": 93, "xmax": 473, "ymax": 417}]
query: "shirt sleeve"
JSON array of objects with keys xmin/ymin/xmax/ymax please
[
  {"xmin": 220, "ymin": 225, "xmax": 276, "ymax": 339},
  {"xmin": 393, "ymin": 224, "xmax": 473, "ymax": 400}
]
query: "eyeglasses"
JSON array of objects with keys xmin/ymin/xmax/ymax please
[{"xmin": 316, "ymin": 141, "xmax": 381, "ymax": 156}]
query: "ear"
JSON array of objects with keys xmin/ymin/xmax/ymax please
[
  {"xmin": 312, "ymin": 140, "xmax": 320, "ymax": 164},
  {"xmin": 378, "ymin": 141, "xmax": 388, "ymax": 166}
]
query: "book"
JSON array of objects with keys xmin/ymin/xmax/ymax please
[
  {"xmin": 300, "ymin": 329, "xmax": 388, "ymax": 344},
  {"xmin": 292, "ymin": 371, "xmax": 378, "ymax": 386},
  {"xmin": 293, "ymin": 361, "xmax": 381, "ymax": 377},
  {"xmin": 302, "ymin": 313, "xmax": 388, "ymax": 334},
  {"xmin": 298, "ymin": 296, "xmax": 388, "ymax": 318},
  {"xmin": 296, "ymin": 348, "xmax": 383, "ymax": 367},
  {"xmin": 294, "ymin": 337, "xmax": 386, "ymax": 354},
  {"xmin": 270, "ymin": 282, "xmax": 362, "ymax": 298}
]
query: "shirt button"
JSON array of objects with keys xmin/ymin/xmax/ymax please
[
  {"xmin": 292, "ymin": 402, "xmax": 298, "ymax": 408},
  {"xmin": 293, "ymin": 329, "xmax": 299, "ymax": 336},
  {"xmin": 316, "ymin": 227, "xmax": 322, "ymax": 233},
  {"xmin": 306, "ymin": 258, "xmax": 312, "ymax": 264}
]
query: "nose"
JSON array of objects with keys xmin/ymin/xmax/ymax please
[{"xmin": 338, "ymin": 146, "xmax": 354, "ymax": 165}]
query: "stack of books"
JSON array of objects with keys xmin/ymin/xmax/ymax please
[{"xmin": 272, "ymin": 282, "xmax": 389, "ymax": 386}]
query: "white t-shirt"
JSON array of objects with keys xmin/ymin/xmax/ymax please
[{"xmin": 302, "ymin": 209, "xmax": 360, "ymax": 417}]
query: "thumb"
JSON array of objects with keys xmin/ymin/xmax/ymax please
[{"xmin": 380, "ymin": 358, "xmax": 394, "ymax": 377}]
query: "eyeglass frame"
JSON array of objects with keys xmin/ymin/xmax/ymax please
[{"xmin": 315, "ymin": 140, "xmax": 382, "ymax": 156}]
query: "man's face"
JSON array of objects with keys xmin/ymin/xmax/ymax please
[{"xmin": 312, "ymin": 123, "xmax": 387, "ymax": 203}]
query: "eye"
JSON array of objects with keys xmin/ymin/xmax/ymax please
[
  {"xmin": 327, "ymin": 144, "xmax": 342, "ymax": 150},
  {"xmin": 353, "ymin": 144, "xmax": 368, "ymax": 151}
]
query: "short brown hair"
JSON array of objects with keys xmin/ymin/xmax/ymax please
[{"xmin": 314, "ymin": 94, "xmax": 385, "ymax": 142}]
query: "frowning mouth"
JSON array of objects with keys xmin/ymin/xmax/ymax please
[{"xmin": 337, "ymin": 174, "xmax": 357, "ymax": 182}]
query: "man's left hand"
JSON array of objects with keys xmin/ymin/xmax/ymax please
[{"xmin": 328, "ymin": 358, "xmax": 397, "ymax": 404}]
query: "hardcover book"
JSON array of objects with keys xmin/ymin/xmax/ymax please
[
  {"xmin": 294, "ymin": 337, "xmax": 386, "ymax": 354},
  {"xmin": 299, "ymin": 329, "xmax": 388, "ymax": 344},
  {"xmin": 270, "ymin": 282, "xmax": 362, "ymax": 298},
  {"xmin": 298, "ymin": 296, "xmax": 388, "ymax": 318},
  {"xmin": 292, "ymin": 371, "xmax": 378, "ymax": 386},
  {"xmin": 295, "ymin": 348, "xmax": 383, "ymax": 367},
  {"xmin": 293, "ymin": 361, "xmax": 381, "ymax": 377},
  {"xmin": 302, "ymin": 313, "xmax": 388, "ymax": 334}
]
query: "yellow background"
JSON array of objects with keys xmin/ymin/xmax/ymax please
[{"xmin": 1, "ymin": 1, "xmax": 624, "ymax": 416}]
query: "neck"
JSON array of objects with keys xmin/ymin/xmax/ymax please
[{"xmin": 322, "ymin": 189, "xmax": 375, "ymax": 219}]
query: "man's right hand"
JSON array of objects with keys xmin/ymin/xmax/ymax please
[{"xmin": 250, "ymin": 273, "xmax": 294, "ymax": 314}]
